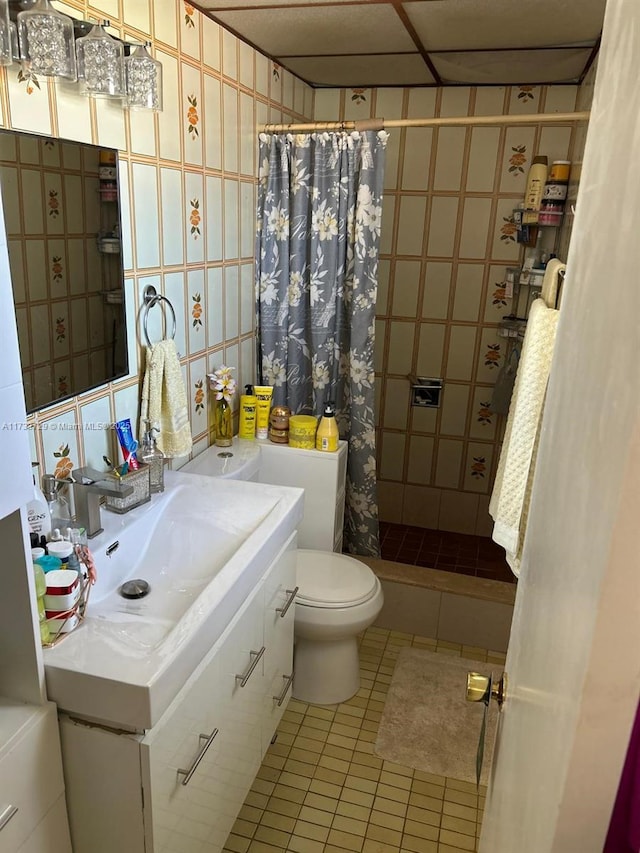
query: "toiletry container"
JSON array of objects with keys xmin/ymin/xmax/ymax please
[
  {"xmin": 523, "ymin": 155, "xmax": 548, "ymax": 222},
  {"xmin": 289, "ymin": 415, "xmax": 317, "ymax": 449},
  {"xmin": 33, "ymin": 562, "xmax": 50, "ymax": 645},
  {"xmin": 182, "ymin": 439, "xmax": 383, "ymax": 705},
  {"xmin": 316, "ymin": 403, "xmax": 339, "ymax": 451},
  {"xmin": 42, "ymin": 473, "xmax": 71, "ymax": 531},
  {"xmin": 27, "ymin": 462, "xmax": 51, "ymax": 539},
  {"xmin": 239, "ymin": 385, "xmax": 258, "ymax": 440},
  {"xmin": 140, "ymin": 420, "xmax": 165, "ymax": 493}
]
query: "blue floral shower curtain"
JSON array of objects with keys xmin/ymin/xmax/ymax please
[{"xmin": 256, "ymin": 130, "xmax": 388, "ymax": 557}]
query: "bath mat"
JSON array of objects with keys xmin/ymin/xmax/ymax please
[{"xmin": 375, "ymin": 647, "xmax": 499, "ymax": 786}]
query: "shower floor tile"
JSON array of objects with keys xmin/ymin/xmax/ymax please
[
  {"xmin": 379, "ymin": 523, "xmax": 514, "ymax": 584},
  {"xmin": 224, "ymin": 627, "xmax": 500, "ymax": 853}
]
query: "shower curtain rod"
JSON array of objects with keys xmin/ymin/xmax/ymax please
[{"xmin": 261, "ymin": 110, "xmax": 590, "ymax": 132}]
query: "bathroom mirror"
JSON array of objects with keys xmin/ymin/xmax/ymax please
[{"xmin": 0, "ymin": 129, "xmax": 128, "ymax": 413}]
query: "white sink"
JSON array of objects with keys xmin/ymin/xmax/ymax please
[{"xmin": 43, "ymin": 470, "xmax": 303, "ymax": 730}]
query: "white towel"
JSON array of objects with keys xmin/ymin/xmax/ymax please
[
  {"xmin": 489, "ymin": 298, "xmax": 560, "ymax": 575},
  {"xmin": 140, "ymin": 339, "xmax": 193, "ymax": 459}
]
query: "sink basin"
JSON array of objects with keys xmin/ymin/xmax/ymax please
[{"xmin": 43, "ymin": 470, "xmax": 304, "ymax": 730}]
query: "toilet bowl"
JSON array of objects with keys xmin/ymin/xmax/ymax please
[
  {"xmin": 293, "ymin": 549, "xmax": 384, "ymax": 705},
  {"xmin": 182, "ymin": 441, "xmax": 384, "ymax": 705}
]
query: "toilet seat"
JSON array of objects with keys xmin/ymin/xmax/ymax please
[{"xmin": 296, "ymin": 550, "xmax": 378, "ymax": 609}]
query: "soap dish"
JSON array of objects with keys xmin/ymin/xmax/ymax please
[{"xmin": 105, "ymin": 464, "xmax": 151, "ymax": 514}]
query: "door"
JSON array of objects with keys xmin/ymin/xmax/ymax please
[{"xmin": 480, "ymin": 2, "xmax": 640, "ymax": 851}]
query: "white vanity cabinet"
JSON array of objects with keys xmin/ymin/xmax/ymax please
[
  {"xmin": 0, "ymin": 701, "xmax": 71, "ymax": 853},
  {"xmin": 59, "ymin": 533, "xmax": 297, "ymax": 853}
]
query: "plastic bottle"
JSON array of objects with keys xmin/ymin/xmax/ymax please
[
  {"xmin": 42, "ymin": 473, "xmax": 71, "ymax": 531},
  {"xmin": 316, "ymin": 403, "xmax": 339, "ymax": 452},
  {"xmin": 238, "ymin": 385, "xmax": 258, "ymax": 440},
  {"xmin": 33, "ymin": 562, "xmax": 51, "ymax": 645},
  {"xmin": 27, "ymin": 463, "xmax": 51, "ymax": 540},
  {"xmin": 523, "ymin": 156, "xmax": 548, "ymax": 223}
]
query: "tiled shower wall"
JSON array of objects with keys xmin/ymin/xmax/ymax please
[
  {"xmin": 0, "ymin": 0, "xmax": 312, "ymax": 478},
  {"xmin": 314, "ymin": 84, "xmax": 582, "ymax": 535}
]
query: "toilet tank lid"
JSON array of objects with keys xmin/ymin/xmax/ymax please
[{"xmin": 295, "ymin": 550, "xmax": 378, "ymax": 606}]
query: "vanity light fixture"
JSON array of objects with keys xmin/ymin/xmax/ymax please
[
  {"xmin": 6, "ymin": 0, "xmax": 162, "ymax": 110},
  {"xmin": 125, "ymin": 41, "xmax": 162, "ymax": 112},
  {"xmin": 0, "ymin": 0, "xmax": 12, "ymax": 66},
  {"xmin": 17, "ymin": 0, "xmax": 77, "ymax": 81},
  {"xmin": 76, "ymin": 20, "xmax": 125, "ymax": 98}
]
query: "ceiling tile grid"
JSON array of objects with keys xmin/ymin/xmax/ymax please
[{"xmin": 196, "ymin": 0, "xmax": 604, "ymax": 87}]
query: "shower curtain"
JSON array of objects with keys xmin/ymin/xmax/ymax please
[{"xmin": 255, "ymin": 130, "xmax": 388, "ymax": 557}]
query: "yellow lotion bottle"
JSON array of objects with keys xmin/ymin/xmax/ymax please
[
  {"xmin": 316, "ymin": 403, "xmax": 339, "ymax": 452},
  {"xmin": 238, "ymin": 385, "xmax": 257, "ymax": 440},
  {"xmin": 254, "ymin": 385, "xmax": 273, "ymax": 440}
]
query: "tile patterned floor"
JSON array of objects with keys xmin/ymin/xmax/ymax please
[
  {"xmin": 224, "ymin": 627, "xmax": 507, "ymax": 853},
  {"xmin": 379, "ymin": 524, "xmax": 515, "ymax": 585}
]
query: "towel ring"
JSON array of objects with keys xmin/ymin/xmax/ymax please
[{"xmin": 142, "ymin": 284, "xmax": 176, "ymax": 347}]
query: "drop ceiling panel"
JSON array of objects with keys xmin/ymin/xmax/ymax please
[
  {"xmin": 433, "ymin": 48, "xmax": 592, "ymax": 85},
  {"xmin": 282, "ymin": 53, "xmax": 436, "ymax": 87},
  {"xmin": 404, "ymin": 0, "xmax": 605, "ymax": 50},
  {"xmin": 212, "ymin": 6, "xmax": 416, "ymax": 56}
]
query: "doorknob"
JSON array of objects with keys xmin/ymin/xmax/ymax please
[{"xmin": 466, "ymin": 672, "xmax": 507, "ymax": 709}]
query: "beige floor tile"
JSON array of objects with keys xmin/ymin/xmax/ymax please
[
  {"xmin": 404, "ymin": 820, "xmax": 440, "ymax": 841},
  {"xmin": 283, "ymin": 759, "xmax": 316, "ymax": 778},
  {"xmin": 438, "ymin": 829, "xmax": 476, "ymax": 851},
  {"xmin": 267, "ymin": 797, "xmax": 303, "ymax": 820},
  {"xmin": 413, "ymin": 771, "xmax": 447, "ymax": 786},
  {"xmin": 247, "ymin": 842, "xmax": 284, "ymax": 853},
  {"xmin": 293, "ymin": 736, "xmax": 324, "ymax": 754},
  {"xmin": 402, "ymin": 841, "xmax": 438, "ymax": 853},
  {"xmin": 239, "ymin": 805, "xmax": 264, "ymax": 823},
  {"xmin": 373, "ymin": 796, "xmax": 408, "ymax": 818},
  {"xmin": 333, "ymin": 721, "xmax": 363, "ymax": 738},
  {"xmin": 319, "ymin": 754, "xmax": 351, "ymax": 774},
  {"xmin": 358, "ymin": 729, "xmax": 379, "ymax": 744},
  {"xmin": 377, "ymin": 783, "xmax": 411, "ymax": 804},
  {"xmin": 302, "ymin": 715, "xmax": 333, "ymax": 732},
  {"xmin": 340, "ymin": 787, "xmax": 376, "ymax": 809},
  {"xmin": 260, "ymin": 812, "xmax": 297, "ymax": 834},
  {"xmin": 443, "ymin": 789, "xmax": 477, "ymax": 809},
  {"xmin": 288, "ymin": 747, "xmax": 323, "ymax": 765},
  {"xmin": 441, "ymin": 816, "xmax": 476, "ymax": 837},
  {"xmin": 297, "ymin": 805, "xmax": 334, "ymax": 827},
  {"xmin": 331, "ymin": 814, "xmax": 369, "ymax": 837},
  {"xmin": 252, "ymin": 778, "xmax": 277, "ymax": 797},
  {"xmin": 327, "ymin": 828, "xmax": 365, "ymax": 852},
  {"xmin": 337, "ymin": 704, "xmax": 366, "ymax": 719},
  {"xmin": 412, "ymin": 780, "xmax": 445, "ymax": 799},
  {"xmin": 287, "ymin": 834, "xmax": 324, "ymax": 853},
  {"xmin": 323, "ymin": 743, "xmax": 354, "ymax": 763},
  {"xmin": 406, "ymin": 805, "xmax": 441, "ymax": 827},
  {"xmin": 303, "ymin": 792, "xmax": 339, "ymax": 813},
  {"xmin": 263, "ymin": 753, "xmax": 287, "ymax": 771},
  {"xmin": 313, "ymin": 766, "xmax": 347, "ymax": 786},
  {"xmin": 293, "ymin": 821, "xmax": 330, "ymax": 843},
  {"xmin": 336, "ymin": 800, "xmax": 372, "ymax": 822},
  {"xmin": 269, "ymin": 741, "xmax": 292, "ymax": 758},
  {"xmin": 245, "ymin": 791, "xmax": 270, "ymax": 810},
  {"xmin": 363, "ymin": 841, "xmax": 402, "ymax": 853},
  {"xmin": 233, "ymin": 818, "xmax": 258, "ymax": 839},
  {"xmin": 288, "ymin": 700, "xmax": 309, "ymax": 713},
  {"xmin": 438, "ymin": 846, "xmax": 473, "ymax": 853},
  {"xmin": 305, "ymin": 705, "xmax": 336, "ymax": 721},
  {"xmin": 254, "ymin": 825, "xmax": 291, "ymax": 848},
  {"xmin": 442, "ymin": 802, "xmax": 477, "ymax": 823},
  {"xmin": 308, "ymin": 778, "xmax": 343, "ymax": 799},
  {"xmin": 257, "ymin": 766, "xmax": 281, "ymax": 783},
  {"xmin": 445, "ymin": 779, "xmax": 477, "ymax": 795},
  {"xmin": 366, "ymin": 823, "xmax": 404, "ymax": 847},
  {"xmin": 348, "ymin": 762, "xmax": 381, "ymax": 783},
  {"xmin": 369, "ymin": 810, "xmax": 405, "ymax": 833},
  {"xmin": 271, "ymin": 785, "xmax": 307, "ymax": 805},
  {"xmin": 380, "ymin": 770, "xmax": 412, "ymax": 790},
  {"xmin": 278, "ymin": 772, "xmax": 312, "ymax": 791},
  {"xmin": 408, "ymin": 793, "xmax": 445, "ymax": 815},
  {"xmin": 297, "ymin": 726, "xmax": 329, "ymax": 743},
  {"xmin": 225, "ymin": 834, "xmax": 252, "ymax": 853}
]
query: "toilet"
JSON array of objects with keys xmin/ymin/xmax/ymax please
[{"xmin": 182, "ymin": 438, "xmax": 384, "ymax": 705}]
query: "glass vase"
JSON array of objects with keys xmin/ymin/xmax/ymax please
[{"xmin": 214, "ymin": 398, "xmax": 233, "ymax": 447}]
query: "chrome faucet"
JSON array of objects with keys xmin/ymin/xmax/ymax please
[{"xmin": 71, "ymin": 467, "xmax": 134, "ymax": 539}]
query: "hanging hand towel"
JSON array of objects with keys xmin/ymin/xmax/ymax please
[
  {"xmin": 140, "ymin": 339, "xmax": 192, "ymax": 459},
  {"xmin": 489, "ymin": 298, "xmax": 560, "ymax": 576}
]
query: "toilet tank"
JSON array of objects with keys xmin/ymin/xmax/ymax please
[{"xmin": 181, "ymin": 437, "xmax": 261, "ymax": 481}]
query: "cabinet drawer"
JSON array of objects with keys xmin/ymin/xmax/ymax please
[
  {"xmin": 17, "ymin": 796, "xmax": 71, "ymax": 853},
  {"xmin": 263, "ymin": 536, "xmax": 297, "ymax": 750},
  {"xmin": 0, "ymin": 705, "xmax": 65, "ymax": 851}
]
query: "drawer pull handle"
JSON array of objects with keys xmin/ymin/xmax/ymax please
[
  {"xmin": 236, "ymin": 646, "xmax": 266, "ymax": 687},
  {"xmin": 273, "ymin": 673, "xmax": 294, "ymax": 706},
  {"xmin": 276, "ymin": 587, "xmax": 299, "ymax": 618},
  {"xmin": 0, "ymin": 805, "xmax": 18, "ymax": 832},
  {"xmin": 177, "ymin": 729, "xmax": 219, "ymax": 786}
]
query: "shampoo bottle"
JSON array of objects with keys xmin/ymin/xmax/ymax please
[
  {"xmin": 316, "ymin": 403, "xmax": 339, "ymax": 452},
  {"xmin": 523, "ymin": 155, "xmax": 548, "ymax": 222},
  {"xmin": 27, "ymin": 463, "xmax": 51, "ymax": 540},
  {"xmin": 238, "ymin": 385, "xmax": 257, "ymax": 440}
]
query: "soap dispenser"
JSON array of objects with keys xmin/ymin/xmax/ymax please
[
  {"xmin": 316, "ymin": 403, "xmax": 339, "ymax": 452},
  {"xmin": 42, "ymin": 473, "xmax": 71, "ymax": 531},
  {"xmin": 140, "ymin": 419, "xmax": 164, "ymax": 493}
]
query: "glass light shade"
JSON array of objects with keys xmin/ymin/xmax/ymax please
[
  {"xmin": 17, "ymin": 0, "xmax": 77, "ymax": 81},
  {"xmin": 125, "ymin": 43, "xmax": 162, "ymax": 111},
  {"xmin": 76, "ymin": 22, "xmax": 124, "ymax": 98},
  {"xmin": 0, "ymin": 0, "xmax": 11, "ymax": 66}
]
